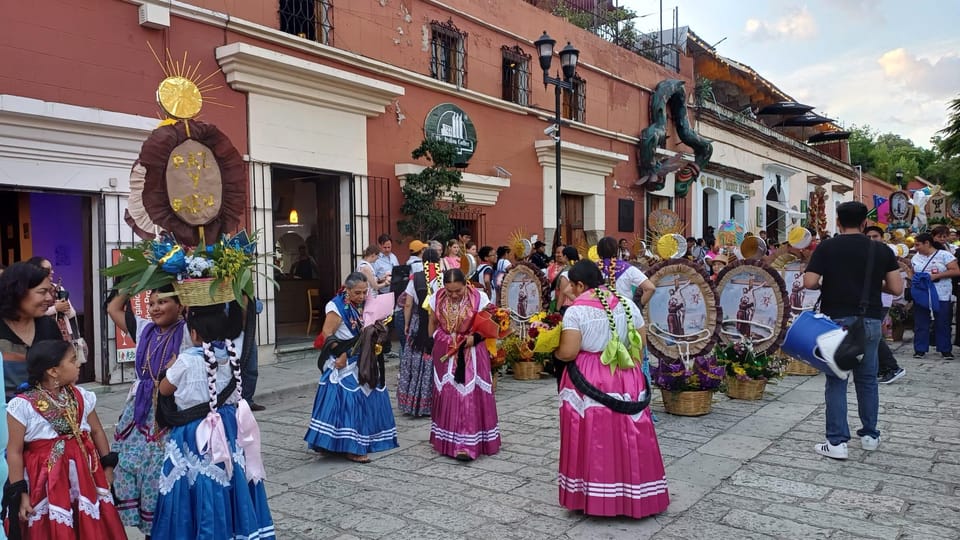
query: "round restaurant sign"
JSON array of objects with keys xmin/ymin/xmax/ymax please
[{"xmin": 424, "ymin": 103, "xmax": 477, "ymax": 165}]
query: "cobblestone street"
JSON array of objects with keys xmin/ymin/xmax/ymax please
[{"xmin": 111, "ymin": 339, "xmax": 960, "ymax": 539}]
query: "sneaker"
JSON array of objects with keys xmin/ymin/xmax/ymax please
[
  {"xmin": 814, "ymin": 441, "xmax": 848, "ymax": 460},
  {"xmin": 861, "ymin": 435, "xmax": 880, "ymax": 451},
  {"xmin": 913, "ymin": 351, "xmax": 926, "ymax": 358},
  {"xmin": 942, "ymin": 352, "xmax": 955, "ymax": 359},
  {"xmin": 878, "ymin": 367, "xmax": 906, "ymax": 384}
]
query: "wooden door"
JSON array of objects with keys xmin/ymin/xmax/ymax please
[{"xmin": 561, "ymin": 194, "xmax": 585, "ymax": 247}]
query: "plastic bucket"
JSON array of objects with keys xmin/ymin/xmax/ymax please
[{"xmin": 781, "ymin": 312, "xmax": 850, "ymax": 379}]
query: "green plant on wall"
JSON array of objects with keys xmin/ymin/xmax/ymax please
[{"xmin": 398, "ymin": 138, "xmax": 466, "ymax": 241}]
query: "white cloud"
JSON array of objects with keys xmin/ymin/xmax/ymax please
[
  {"xmin": 878, "ymin": 48, "xmax": 960, "ymax": 99},
  {"xmin": 744, "ymin": 6, "xmax": 817, "ymax": 41}
]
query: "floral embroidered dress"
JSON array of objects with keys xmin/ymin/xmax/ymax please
[
  {"xmin": 304, "ymin": 293, "xmax": 399, "ymax": 455},
  {"xmin": 112, "ymin": 317, "xmax": 191, "ymax": 534},
  {"xmin": 397, "ymin": 265, "xmax": 442, "ymax": 416},
  {"xmin": 7, "ymin": 386, "xmax": 126, "ymax": 539},
  {"xmin": 151, "ymin": 340, "xmax": 275, "ymax": 540},
  {"xmin": 429, "ymin": 287, "xmax": 501, "ymax": 459},
  {"xmin": 558, "ymin": 288, "xmax": 669, "ymax": 518}
]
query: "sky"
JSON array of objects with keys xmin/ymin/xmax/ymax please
[{"xmin": 621, "ymin": 0, "xmax": 960, "ymax": 148}]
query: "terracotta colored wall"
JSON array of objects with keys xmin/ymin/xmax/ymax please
[
  {"xmin": 859, "ymin": 174, "xmax": 896, "ymax": 207},
  {"xmin": 0, "ymin": 2, "xmax": 249, "ymax": 160}
]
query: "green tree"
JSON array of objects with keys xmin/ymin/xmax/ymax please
[
  {"xmin": 939, "ymin": 94, "xmax": 960, "ymax": 159},
  {"xmin": 925, "ymin": 135, "xmax": 960, "ymax": 192},
  {"xmin": 397, "ymin": 139, "xmax": 465, "ymax": 241}
]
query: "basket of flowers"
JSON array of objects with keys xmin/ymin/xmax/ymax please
[
  {"xmin": 715, "ymin": 338, "xmax": 785, "ymax": 400},
  {"xmin": 102, "ymin": 230, "xmax": 274, "ymax": 306},
  {"xmin": 782, "ymin": 351, "xmax": 820, "ymax": 376},
  {"xmin": 651, "ymin": 355, "xmax": 725, "ymax": 416}
]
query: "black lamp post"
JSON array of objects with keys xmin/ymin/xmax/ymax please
[
  {"xmin": 895, "ymin": 168, "xmax": 904, "ymax": 190},
  {"xmin": 534, "ymin": 31, "xmax": 579, "ymax": 249}
]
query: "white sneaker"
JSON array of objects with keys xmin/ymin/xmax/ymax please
[
  {"xmin": 861, "ymin": 435, "xmax": 880, "ymax": 451},
  {"xmin": 814, "ymin": 441, "xmax": 848, "ymax": 460}
]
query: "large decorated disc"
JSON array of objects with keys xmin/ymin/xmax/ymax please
[
  {"xmin": 643, "ymin": 258, "xmax": 719, "ymax": 361},
  {"xmin": 498, "ymin": 261, "xmax": 550, "ymax": 318},
  {"xmin": 715, "ymin": 260, "xmax": 789, "ymax": 355}
]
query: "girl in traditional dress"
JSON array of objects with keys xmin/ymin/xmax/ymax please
[
  {"xmin": 428, "ymin": 269, "xmax": 501, "ymax": 460},
  {"xmin": 304, "ymin": 272, "xmax": 399, "ymax": 462},
  {"xmin": 151, "ymin": 303, "xmax": 274, "ymax": 539},
  {"xmin": 106, "ymin": 286, "xmax": 193, "ymax": 536},
  {"xmin": 5, "ymin": 339, "xmax": 126, "ymax": 538},
  {"xmin": 596, "ymin": 236, "xmax": 654, "ymax": 307},
  {"xmin": 398, "ymin": 249, "xmax": 442, "ymax": 416},
  {"xmin": 555, "ymin": 261, "xmax": 669, "ymax": 518}
]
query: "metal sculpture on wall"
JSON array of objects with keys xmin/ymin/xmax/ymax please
[{"xmin": 636, "ymin": 79, "xmax": 714, "ymax": 197}]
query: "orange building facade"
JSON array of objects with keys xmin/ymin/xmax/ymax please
[{"xmin": 2, "ymin": 0, "xmax": 703, "ymax": 378}]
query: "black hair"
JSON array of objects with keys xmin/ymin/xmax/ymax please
[
  {"xmin": 836, "ymin": 201, "xmax": 868, "ymax": 229},
  {"xmin": 864, "ymin": 226, "xmax": 884, "ymax": 237},
  {"xmin": 568, "ymin": 260, "xmax": 604, "ymax": 289},
  {"xmin": 458, "ymin": 228, "xmax": 471, "ymax": 237},
  {"xmin": 0, "ymin": 262, "xmax": 51, "ymax": 320},
  {"xmin": 915, "ymin": 232, "xmax": 934, "ymax": 246},
  {"xmin": 187, "ymin": 304, "xmax": 244, "ymax": 412},
  {"xmin": 562, "ymin": 246, "xmax": 580, "ymax": 262},
  {"xmin": 186, "ymin": 304, "xmax": 234, "ymax": 343},
  {"xmin": 443, "ymin": 268, "xmax": 467, "ymax": 285},
  {"xmin": 152, "ymin": 284, "xmax": 181, "ymax": 304},
  {"xmin": 24, "ymin": 256, "xmax": 49, "ymax": 268},
  {"xmin": 465, "ymin": 240, "xmax": 477, "ymax": 250},
  {"xmin": 478, "ymin": 246, "xmax": 493, "ymax": 260},
  {"xmin": 496, "ymin": 246, "xmax": 510, "ymax": 259},
  {"xmin": 422, "ymin": 248, "xmax": 441, "ymax": 264},
  {"xmin": 377, "ymin": 233, "xmax": 392, "ymax": 245},
  {"xmin": 26, "ymin": 340, "xmax": 72, "ymax": 387},
  {"xmin": 597, "ymin": 236, "xmax": 618, "ymax": 259}
]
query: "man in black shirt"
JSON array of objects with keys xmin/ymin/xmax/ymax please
[
  {"xmin": 529, "ymin": 241, "xmax": 549, "ymax": 270},
  {"xmin": 803, "ymin": 202, "xmax": 902, "ymax": 460}
]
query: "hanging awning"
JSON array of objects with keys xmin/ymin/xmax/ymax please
[
  {"xmin": 766, "ymin": 199, "xmax": 805, "ymax": 216},
  {"xmin": 757, "ymin": 101, "xmax": 815, "ymax": 116},
  {"xmin": 808, "ymin": 130, "xmax": 851, "ymax": 143},
  {"xmin": 774, "ymin": 113, "xmax": 834, "ymax": 127}
]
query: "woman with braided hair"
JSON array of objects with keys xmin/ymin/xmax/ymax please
[
  {"xmin": 554, "ymin": 261, "xmax": 669, "ymax": 518},
  {"xmin": 596, "ymin": 236, "xmax": 654, "ymax": 307},
  {"xmin": 151, "ymin": 302, "xmax": 274, "ymax": 539}
]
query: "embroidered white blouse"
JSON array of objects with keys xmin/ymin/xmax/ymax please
[
  {"xmin": 164, "ymin": 334, "xmax": 244, "ymax": 410},
  {"xmin": 8, "ymin": 386, "xmax": 96, "ymax": 442},
  {"xmin": 562, "ymin": 296, "xmax": 645, "ymax": 353}
]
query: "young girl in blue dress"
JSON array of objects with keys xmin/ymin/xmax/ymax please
[{"xmin": 151, "ymin": 303, "xmax": 274, "ymax": 539}]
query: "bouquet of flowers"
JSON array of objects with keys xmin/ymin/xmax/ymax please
[
  {"xmin": 501, "ymin": 335, "xmax": 535, "ymax": 367},
  {"xmin": 103, "ymin": 230, "xmax": 275, "ymax": 305},
  {"xmin": 476, "ymin": 305, "xmax": 513, "ymax": 357},
  {"xmin": 714, "ymin": 339, "xmax": 785, "ymax": 381},
  {"xmin": 527, "ymin": 312, "xmax": 563, "ymax": 353},
  {"xmin": 651, "ymin": 355, "xmax": 725, "ymax": 392}
]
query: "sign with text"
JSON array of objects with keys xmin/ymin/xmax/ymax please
[
  {"xmin": 112, "ymin": 249, "xmax": 150, "ymax": 364},
  {"xmin": 424, "ymin": 103, "xmax": 477, "ymax": 164}
]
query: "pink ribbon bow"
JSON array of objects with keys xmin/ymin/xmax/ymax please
[
  {"xmin": 236, "ymin": 400, "xmax": 266, "ymax": 483},
  {"xmin": 196, "ymin": 411, "xmax": 233, "ymax": 479}
]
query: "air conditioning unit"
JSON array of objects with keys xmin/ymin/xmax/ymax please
[{"xmin": 139, "ymin": 3, "xmax": 170, "ymax": 29}]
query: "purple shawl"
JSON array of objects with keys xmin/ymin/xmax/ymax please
[{"xmin": 134, "ymin": 319, "xmax": 187, "ymax": 430}]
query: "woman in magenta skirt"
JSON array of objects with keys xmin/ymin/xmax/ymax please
[
  {"xmin": 554, "ymin": 260, "xmax": 669, "ymax": 518},
  {"xmin": 427, "ymin": 269, "xmax": 501, "ymax": 460}
]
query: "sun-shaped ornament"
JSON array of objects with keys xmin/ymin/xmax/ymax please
[{"xmin": 157, "ymin": 76, "xmax": 203, "ymax": 119}]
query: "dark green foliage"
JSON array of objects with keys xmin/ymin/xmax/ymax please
[{"xmin": 397, "ymin": 139, "xmax": 465, "ymax": 241}]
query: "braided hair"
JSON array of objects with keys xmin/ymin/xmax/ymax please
[{"xmin": 187, "ymin": 303, "xmax": 244, "ymax": 411}]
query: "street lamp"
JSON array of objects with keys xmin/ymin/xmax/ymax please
[
  {"xmin": 534, "ymin": 31, "xmax": 579, "ymax": 249},
  {"xmin": 895, "ymin": 168, "xmax": 904, "ymax": 190}
]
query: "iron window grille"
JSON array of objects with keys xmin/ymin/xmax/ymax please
[
  {"xmin": 501, "ymin": 45, "xmax": 531, "ymax": 106},
  {"xmin": 279, "ymin": 0, "xmax": 333, "ymax": 45},
  {"xmin": 562, "ymin": 75, "xmax": 586, "ymax": 122},
  {"xmin": 429, "ymin": 19, "xmax": 467, "ymax": 87}
]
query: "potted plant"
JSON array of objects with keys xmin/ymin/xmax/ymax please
[
  {"xmin": 651, "ymin": 355, "xmax": 725, "ymax": 416},
  {"xmin": 502, "ymin": 335, "xmax": 541, "ymax": 380},
  {"xmin": 714, "ymin": 339, "xmax": 785, "ymax": 400},
  {"xmin": 888, "ymin": 302, "xmax": 911, "ymax": 342}
]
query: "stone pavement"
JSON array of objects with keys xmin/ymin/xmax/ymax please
[{"xmin": 96, "ymin": 339, "xmax": 960, "ymax": 539}]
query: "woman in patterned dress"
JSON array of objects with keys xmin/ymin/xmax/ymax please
[
  {"xmin": 106, "ymin": 285, "xmax": 192, "ymax": 536},
  {"xmin": 555, "ymin": 261, "xmax": 669, "ymax": 518},
  {"xmin": 428, "ymin": 269, "xmax": 500, "ymax": 460},
  {"xmin": 398, "ymin": 249, "xmax": 442, "ymax": 416}
]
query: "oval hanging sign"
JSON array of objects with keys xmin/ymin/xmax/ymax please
[{"xmin": 424, "ymin": 103, "xmax": 477, "ymax": 165}]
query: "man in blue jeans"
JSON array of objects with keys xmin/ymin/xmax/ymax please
[{"xmin": 803, "ymin": 202, "xmax": 903, "ymax": 459}]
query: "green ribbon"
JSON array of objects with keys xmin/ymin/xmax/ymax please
[{"xmin": 596, "ymin": 287, "xmax": 644, "ymax": 375}]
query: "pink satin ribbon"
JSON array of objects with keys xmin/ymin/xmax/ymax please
[
  {"xmin": 236, "ymin": 400, "xmax": 266, "ymax": 483},
  {"xmin": 196, "ymin": 411, "xmax": 233, "ymax": 479}
]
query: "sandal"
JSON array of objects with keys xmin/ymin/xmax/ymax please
[{"xmin": 346, "ymin": 454, "xmax": 371, "ymax": 464}]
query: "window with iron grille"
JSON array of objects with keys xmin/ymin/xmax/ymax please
[
  {"xmin": 561, "ymin": 75, "xmax": 586, "ymax": 122},
  {"xmin": 501, "ymin": 46, "xmax": 530, "ymax": 106},
  {"xmin": 430, "ymin": 19, "xmax": 467, "ymax": 87},
  {"xmin": 279, "ymin": 0, "xmax": 333, "ymax": 45}
]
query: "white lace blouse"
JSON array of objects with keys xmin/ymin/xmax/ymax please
[
  {"xmin": 8, "ymin": 387, "xmax": 96, "ymax": 442},
  {"xmin": 562, "ymin": 297, "xmax": 645, "ymax": 353},
  {"xmin": 613, "ymin": 266, "xmax": 649, "ymax": 298},
  {"xmin": 164, "ymin": 334, "xmax": 244, "ymax": 410}
]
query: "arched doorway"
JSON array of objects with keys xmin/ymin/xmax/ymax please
[
  {"xmin": 702, "ymin": 187, "xmax": 719, "ymax": 238},
  {"xmin": 766, "ymin": 185, "xmax": 784, "ymax": 241}
]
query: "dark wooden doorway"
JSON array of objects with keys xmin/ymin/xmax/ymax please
[{"xmin": 561, "ymin": 194, "xmax": 585, "ymax": 247}]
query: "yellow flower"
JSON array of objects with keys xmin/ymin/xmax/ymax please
[
  {"xmin": 529, "ymin": 312, "xmax": 546, "ymax": 322},
  {"xmin": 733, "ymin": 365, "xmax": 746, "ymax": 376}
]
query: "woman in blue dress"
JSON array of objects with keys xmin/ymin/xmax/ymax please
[
  {"xmin": 151, "ymin": 302, "xmax": 274, "ymax": 539},
  {"xmin": 304, "ymin": 272, "xmax": 399, "ymax": 463}
]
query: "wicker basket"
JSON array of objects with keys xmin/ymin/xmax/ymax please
[
  {"xmin": 172, "ymin": 278, "xmax": 234, "ymax": 307},
  {"xmin": 660, "ymin": 389, "xmax": 714, "ymax": 416},
  {"xmin": 784, "ymin": 358, "xmax": 820, "ymax": 376},
  {"xmin": 513, "ymin": 361, "xmax": 541, "ymax": 380},
  {"xmin": 725, "ymin": 376, "xmax": 767, "ymax": 400}
]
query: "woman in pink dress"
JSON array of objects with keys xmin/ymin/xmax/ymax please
[
  {"xmin": 428, "ymin": 269, "xmax": 501, "ymax": 460},
  {"xmin": 554, "ymin": 260, "xmax": 669, "ymax": 518}
]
